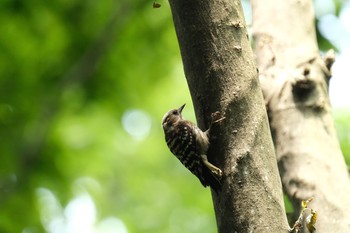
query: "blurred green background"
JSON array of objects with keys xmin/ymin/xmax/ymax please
[{"xmin": 0, "ymin": 0, "xmax": 349, "ymax": 232}]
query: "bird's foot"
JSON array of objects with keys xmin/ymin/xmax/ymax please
[
  {"xmin": 210, "ymin": 166, "xmax": 223, "ymax": 179},
  {"xmin": 211, "ymin": 111, "xmax": 225, "ymax": 125},
  {"xmin": 201, "ymin": 154, "xmax": 223, "ymax": 179}
]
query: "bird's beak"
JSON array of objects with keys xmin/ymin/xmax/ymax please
[{"xmin": 178, "ymin": 103, "xmax": 186, "ymax": 113}]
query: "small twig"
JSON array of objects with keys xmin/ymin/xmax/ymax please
[{"xmin": 289, "ymin": 197, "xmax": 317, "ymax": 233}]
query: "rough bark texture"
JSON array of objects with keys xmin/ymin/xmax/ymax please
[
  {"xmin": 168, "ymin": 0, "xmax": 289, "ymax": 232},
  {"xmin": 251, "ymin": 0, "xmax": 350, "ymax": 232}
]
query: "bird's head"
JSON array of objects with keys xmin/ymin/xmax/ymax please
[{"xmin": 162, "ymin": 104, "xmax": 185, "ymax": 130}]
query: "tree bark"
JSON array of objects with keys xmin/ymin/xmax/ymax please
[
  {"xmin": 251, "ymin": 0, "xmax": 350, "ymax": 232},
  {"xmin": 168, "ymin": 0, "xmax": 289, "ymax": 232}
]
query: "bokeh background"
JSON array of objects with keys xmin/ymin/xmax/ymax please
[{"xmin": 0, "ymin": 0, "xmax": 349, "ymax": 232}]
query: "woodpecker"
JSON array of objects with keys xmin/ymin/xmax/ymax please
[{"xmin": 162, "ymin": 104, "xmax": 223, "ymax": 191}]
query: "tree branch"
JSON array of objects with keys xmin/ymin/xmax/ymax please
[
  {"xmin": 168, "ymin": 0, "xmax": 289, "ymax": 232},
  {"xmin": 251, "ymin": 0, "xmax": 350, "ymax": 232}
]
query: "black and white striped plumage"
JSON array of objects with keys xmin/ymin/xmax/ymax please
[{"xmin": 162, "ymin": 104, "xmax": 222, "ymax": 191}]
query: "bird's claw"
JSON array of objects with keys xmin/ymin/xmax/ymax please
[
  {"xmin": 211, "ymin": 167, "xmax": 223, "ymax": 179},
  {"xmin": 211, "ymin": 111, "xmax": 225, "ymax": 125}
]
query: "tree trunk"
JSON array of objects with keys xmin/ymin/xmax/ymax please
[
  {"xmin": 168, "ymin": 0, "xmax": 289, "ymax": 232},
  {"xmin": 251, "ymin": 0, "xmax": 350, "ymax": 232}
]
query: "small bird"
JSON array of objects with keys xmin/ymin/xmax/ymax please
[{"xmin": 162, "ymin": 104, "xmax": 224, "ymax": 191}]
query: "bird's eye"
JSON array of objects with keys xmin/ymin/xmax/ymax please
[{"xmin": 172, "ymin": 110, "xmax": 178, "ymax": 115}]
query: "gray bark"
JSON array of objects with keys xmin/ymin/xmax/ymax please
[
  {"xmin": 251, "ymin": 0, "xmax": 350, "ymax": 232},
  {"xmin": 168, "ymin": 0, "xmax": 289, "ymax": 232}
]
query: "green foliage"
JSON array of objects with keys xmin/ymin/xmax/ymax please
[
  {"xmin": 0, "ymin": 0, "xmax": 214, "ymax": 232},
  {"xmin": 334, "ymin": 110, "xmax": 350, "ymax": 165}
]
